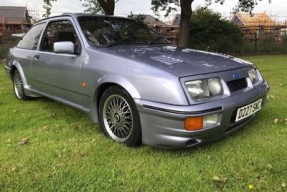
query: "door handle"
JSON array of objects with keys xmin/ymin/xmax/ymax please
[{"xmin": 34, "ymin": 55, "xmax": 40, "ymax": 60}]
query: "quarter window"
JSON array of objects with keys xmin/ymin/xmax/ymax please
[{"xmin": 17, "ymin": 23, "xmax": 45, "ymax": 50}]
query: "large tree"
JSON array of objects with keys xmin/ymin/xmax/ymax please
[{"xmin": 151, "ymin": 0, "xmax": 269, "ymax": 48}]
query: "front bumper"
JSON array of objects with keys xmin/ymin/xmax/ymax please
[{"xmin": 135, "ymin": 81, "xmax": 269, "ymax": 149}]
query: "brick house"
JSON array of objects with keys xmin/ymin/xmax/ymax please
[{"xmin": 0, "ymin": 6, "xmax": 32, "ymax": 37}]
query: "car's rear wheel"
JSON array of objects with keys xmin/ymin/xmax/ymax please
[
  {"xmin": 13, "ymin": 70, "xmax": 29, "ymax": 100},
  {"xmin": 99, "ymin": 86, "xmax": 141, "ymax": 147}
]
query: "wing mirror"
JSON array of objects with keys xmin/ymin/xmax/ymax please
[{"xmin": 53, "ymin": 41, "xmax": 75, "ymax": 54}]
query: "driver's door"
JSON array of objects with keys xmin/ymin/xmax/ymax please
[{"xmin": 32, "ymin": 19, "xmax": 83, "ymax": 105}]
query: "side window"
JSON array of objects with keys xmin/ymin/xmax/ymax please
[
  {"xmin": 40, "ymin": 20, "xmax": 81, "ymax": 54},
  {"xmin": 17, "ymin": 23, "xmax": 45, "ymax": 50}
]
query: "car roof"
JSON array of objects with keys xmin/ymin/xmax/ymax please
[{"xmin": 37, "ymin": 13, "xmax": 131, "ymax": 23}]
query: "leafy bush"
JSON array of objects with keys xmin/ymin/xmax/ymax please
[
  {"xmin": 188, "ymin": 7, "xmax": 244, "ymax": 55},
  {"xmin": 0, "ymin": 44, "xmax": 13, "ymax": 60},
  {"xmin": 0, "ymin": 37, "xmax": 19, "ymax": 60}
]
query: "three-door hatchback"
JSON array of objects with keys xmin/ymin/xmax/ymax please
[{"xmin": 5, "ymin": 13, "xmax": 269, "ymax": 148}]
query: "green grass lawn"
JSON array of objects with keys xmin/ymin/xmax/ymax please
[{"xmin": 0, "ymin": 55, "xmax": 287, "ymax": 191}]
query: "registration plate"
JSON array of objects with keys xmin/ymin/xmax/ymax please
[{"xmin": 235, "ymin": 99, "xmax": 262, "ymax": 122}]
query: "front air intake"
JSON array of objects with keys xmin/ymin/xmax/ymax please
[{"xmin": 227, "ymin": 78, "xmax": 247, "ymax": 92}]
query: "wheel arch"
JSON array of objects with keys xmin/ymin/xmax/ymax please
[
  {"xmin": 10, "ymin": 62, "xmax": 41, "ymax": 98},
  {"xmin": 89, "ymin": 76, "xmax": 141, "ymax": 123},
  {"xmin": 10, "ymin": 62, "xmax": 29, "ymax": 90}
]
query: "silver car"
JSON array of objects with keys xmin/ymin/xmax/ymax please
[{"xmin": 5, "ymin": 14, "xmax": 269, "ymax": 148}]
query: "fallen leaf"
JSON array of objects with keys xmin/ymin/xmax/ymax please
[
  {"xmin": 268, "ymin": 95, "xmax": 275, "ymax": 99},
  {"xmin": 56, "ymin": 150, "xmax": 62, "ymax": 158},
  {"xmin": 39, "ymin": 125, "xmax": 49, "ymax": 131},
  {"xmin": 11, "ymin": 166, "xmax": 17, "ymax": 172},
  {"xmin": 274, "ymin": 119, "xmax": 279, "ymax": 124},
  {"xmin": 18, "ymin": 138, "xmax": 29, "ymax": 145},
  {"xmin": 282, "ymin": 182, "xmax": 287, "ymax": 188},
  {"xmin": 266, "ymin": 164, "xmax": 272, "ymax": 170},
  {"xmin": 248, "ymin": 184, "xmax": 254, "ymax": 189},
  {"xmin": 213, "ymin": 176, "xmax": 221, "ymax": 181},
  {"xmin": 212, "ymin": 176, "xmax": 227, "ymax": 183}
]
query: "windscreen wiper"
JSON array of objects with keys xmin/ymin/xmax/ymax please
[{"xmin": 106, "ymin": 36, "xmax": 137, "ymax": 47}]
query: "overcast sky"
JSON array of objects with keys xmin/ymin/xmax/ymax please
[{"xmin": 1, "ymin": 0, "xmax": 287, "ymax": 21}]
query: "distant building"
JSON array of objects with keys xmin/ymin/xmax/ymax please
[
  {"xmin": 0, "ymin": 6, "xmax": 32, "ymax": 37},
  {"xmin": 232, "ymin": 13, "xmax": 275, "ymax": 27},
  {"xmin": 171, "ymin": 14, "xmax": 181, "ymax": 26},
  {"xmin": 130, "ymin": 14, "xmax": 169, "ymax": 32},
  {"xmin": 231, "ymin": 13, "xmax": 278, "ymax": 42}
]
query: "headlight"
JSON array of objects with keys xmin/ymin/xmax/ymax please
[
  {"xmin": 208, "ymin": 78, "xmax": 223, "ymax": 95},
  {"xmin": 248, "ymin": 68, "xmax": 259, "ymax": 84},
  {"xmin": 185, "ymin": 78, "xmax": 223, "ymax": 99},
  {"xmin": 185, "ymin": 80, "xmax": 210, "ymax": 98}
]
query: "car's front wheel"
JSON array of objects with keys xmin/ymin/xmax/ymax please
[
  {"xmin": 13, "ymin": 70, "xmax": 29, "ymax": 100},
  {"xmin": 99, "ymin": 86, "xmax": 142, "ymax": 147}
]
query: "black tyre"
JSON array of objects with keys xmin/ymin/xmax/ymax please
[
  {"xmin": 13, "ymin": 70, "xmax": 29, "ymax": 100},
  {"xmin": 99, "ymin": 86, "xmax": 142, "ymax": 147}
]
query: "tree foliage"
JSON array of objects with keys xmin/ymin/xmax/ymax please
[
  {"xmin": 127, "ymin": 12, "xmax": 146, "ymax": 23},
  {"xmin": 80, "ymin": 0, "xmax": 118, "ymax": 15},
  {"xmin": 43, "ymin": 0, "xmax": 57, "ymax": 17}
]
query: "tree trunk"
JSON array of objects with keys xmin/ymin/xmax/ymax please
[
  {"xmin": 178, "ymin": 0, "xmax": 193, "ymax": 48},
  {"xmin": 98, "ymin": 0, "xmax": 115, "ymax": 15}
]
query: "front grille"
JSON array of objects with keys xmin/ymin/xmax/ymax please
[{"xmin": 227, "ymin": 78, "xmax": 247, "ymax": 92}]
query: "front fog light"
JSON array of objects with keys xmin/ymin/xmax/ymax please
[{"xmin": 203, "ymin": 113, "xmax": 222, "ymax": 129}]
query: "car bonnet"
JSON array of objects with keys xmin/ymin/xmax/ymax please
[{"xmin": 107, "ymin": 45, "xmax": 252, "ymax": 77}]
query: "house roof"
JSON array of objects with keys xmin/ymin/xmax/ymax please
[
  {"xmin": 0, "ymin": 6, "xmax": 29, "ymax": 24},
  {"xmin": 132, "ymin": 14, "xmax": 168, "ymax": 27},
  {"xmin": 171, "ymin": 14, "xmax": 181, "ymax": 26},
  {"xmin": 232, "ymin": 13, "xmax": 275, "ymax": 26}
]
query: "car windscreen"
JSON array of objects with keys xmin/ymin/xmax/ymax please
[{"xmin": 77, "ymin": 16, "xmax": 170, "ymax": 47}]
